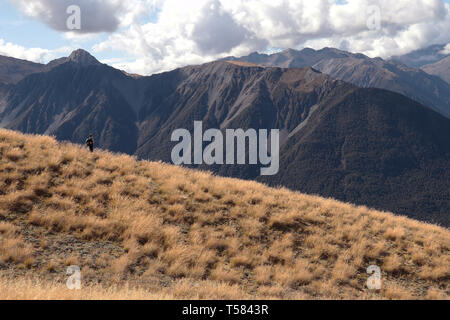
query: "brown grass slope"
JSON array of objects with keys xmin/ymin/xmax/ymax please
[{"xmin": 0, "ymin": 129, "xmax": 448, "ymax": 300}]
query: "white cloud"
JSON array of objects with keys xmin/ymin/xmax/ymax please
[
  {"xmin": 10, "ymin": 0, "xmax": 160, "ymax": 33},
  {"xmin": 440, "ymin": 43, "xmax": 450, "ymax": 54},
  {"xmin": 90, "ymin": 0, "xmax": 450, "ymax": 75},
  {"xmin": 0, "ymin": 38, "xmax": 72, "ymax": 63},
  {"xmin": 9, "ymin": 0, "xmax": 450, "ymax": 74}
]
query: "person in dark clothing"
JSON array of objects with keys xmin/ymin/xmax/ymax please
[{"xmin": 85, "ymin": 134, "xmax": 94, "ymax": 152}]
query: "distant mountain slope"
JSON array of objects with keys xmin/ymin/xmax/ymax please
[
  {"xmin": 0, "ymin": 55, "xmax": 45, "ymax": 85},
  {"xmin": 422, "ymin": 56, "xmax": 450, "ymax": 84},
  {"xmin": 135, "ymin": 61, "xmax": 354, "ymax": 163},
  {"xmin": 0, "ymin": 50, "xmax": 449, "ymax": 226},
  {"xmin": 391, "ymin": 44, "xmax": 449, "ymax": 68},
  {"xmin": 226, "ymin": 47, "xmax": 450, "ymax": 118},
  {"xmin": 0, "ymin": 129, "xmax": 449, "ymax": 299}
]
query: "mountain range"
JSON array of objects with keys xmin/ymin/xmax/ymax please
[
  {"xmin": 391, "ymin": 44, "xmax": 450, "ymax": 85},
  {"xmin": 421, "ymin": 56, "xmax": 450, "ymax": 84},
  {"xmin": 224, "ymin": 47, "xmax": 450, "ymax": 118},
  {"xmin": 0, "ymin": 48, "xmax": 448, "ymax": 226},
  {"xmin": 391, "ymin": 44, "xmax": 449, "ymax": 68}
]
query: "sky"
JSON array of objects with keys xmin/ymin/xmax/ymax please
[{"xmin": 0, "ymin": 0, "xmax": 449, "ymax": 75}]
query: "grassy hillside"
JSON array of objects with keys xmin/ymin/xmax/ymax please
[{"xmin": 0, "ymin": 129, "xmax": 448, "ymax": 299}]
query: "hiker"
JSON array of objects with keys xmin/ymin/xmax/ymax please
[{"xmin": 85, "ymin": 134, "xmax": 94, "ymax": 152}]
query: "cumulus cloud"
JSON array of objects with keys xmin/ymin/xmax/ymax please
[
  {"xmin": 191, "ymin": 0, "xmax": 262, "ymax": 54},
  {"xmin": 10, "ymin": 0, "xmax": 158, "ymax": 33},
  {"xmin": 9, "ymin": 0, "xmax": 450, "ymax": 74},
  {"xmin": 89, "ymin": 0, "xmax": 450, "ymax": 75}
]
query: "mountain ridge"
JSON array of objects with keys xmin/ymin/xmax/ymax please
[
  {"xmin": 225, "ymin": 47, "xmax": 450, "ymax": 118},
  {"xmin": 391, "ymin": 44, "xmax": 449, "ymax": 68},
  {"xmin": 0, "ymin": 49, "xmax": 105, "ymax": 85},
  {"xmin": 422, "ymin": 56, "xmax": 450, "ymax": 84},
  {"xmin": 0, "ymin": 55, "xmax": 45, "ymax": 85}
]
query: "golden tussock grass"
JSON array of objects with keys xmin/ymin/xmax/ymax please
[{"xmin": 0, "ymin": 129, "xmax": 449, "ymax": 300}]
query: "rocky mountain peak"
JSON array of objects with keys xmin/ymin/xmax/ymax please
[{"xmin": 68, "ymin": 49, "xmax": 101, "ymax": 66}]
